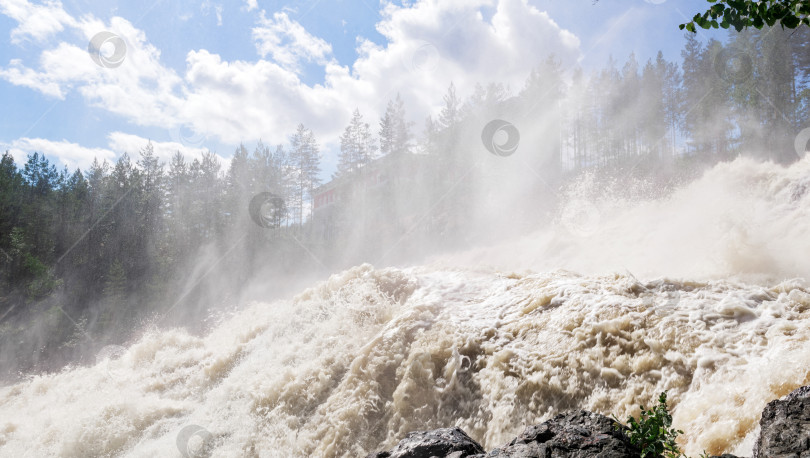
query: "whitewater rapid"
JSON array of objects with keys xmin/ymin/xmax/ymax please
[{"xmin": 1, "ymin": 156, "xmax": 810, "ymax": 457}]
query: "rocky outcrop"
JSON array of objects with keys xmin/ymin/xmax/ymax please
[
  {"xmin": 365, "ymin": 427, "xmax": 485, "ymax": 458},
  {"xmin": 478, "ymin": 410, "xmax": 638, "ymax": 457},
  {"xmin": 754, "ymin": 385, "xmax": 810, "ymax": 458},
  {"xmin": 367, "ymin": 386, "xmax": 810, "ymax": 458},
  {"xmin": 366, "ymin": 411, "xmax": 637, "ymax": 458}
]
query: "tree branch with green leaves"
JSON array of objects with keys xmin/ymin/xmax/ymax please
[{"xmin": 680, "ymin": 0, "xmax": 810, "ymax": 32}]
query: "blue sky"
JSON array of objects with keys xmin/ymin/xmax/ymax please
[{"xmin": 0, "ymin": 0, "xmax": 727, "ymax": 176}]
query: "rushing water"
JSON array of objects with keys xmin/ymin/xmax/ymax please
[{"xmin": 1, "ymin": 156, "xmax": 810, "ymax": 457}]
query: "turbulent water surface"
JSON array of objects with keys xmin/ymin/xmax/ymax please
[{"xmin": 2, "ymin": 157, "xmax": 810, "ymax": 457}]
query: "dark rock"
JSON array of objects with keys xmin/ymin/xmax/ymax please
[
  {"xmin": 484, "ymin": 410, "xmax": 638, "ymax": 457},
  {"xmin": 754, "ymin": 385, "xmax": 810, "ymax": 458},
  {"xmin": 365, "ymin": 426, "xmax": 485, "ymax": 458},
  {"xmin": 369, "ymin": 386, "xmax": 810, "ymax": 458}
]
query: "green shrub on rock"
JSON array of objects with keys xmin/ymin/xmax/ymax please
[{"xmin": 613, "ymin": 391, "xmax": 687, "ymax": 458}]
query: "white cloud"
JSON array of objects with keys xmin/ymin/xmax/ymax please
[
  {"xmin": 350, "ymin": 0, "xmax": 580, "ymax": 107},
  {"xmin": 0, "ymin": 0, "xmax": 77, "ymax": 44},
  {"xmin": 107, "ymin": 132, "xmax": 226, "ymax": 166},
  {"xmin": 3, "ymin": 132, "xmax": 227, "ymax": 171},
  {"xmin": 244, "ymin": 0, "xmax": 257, "ymax": 12},
  {"xmin": 201, "ymin": 0, "xmax": 223, "ymax": 26},
  {"xmin": 0, "ymin": 0, "xmax": 581, "ymax": 166},
  {"xmin": 252, "ymin": 11, "xmax": 333, "ymax": 72},
  {"xmin": 4, "ymin": 137, "xmax": 115, "ymax": 170},
  {"xmin": 0, "ymin": 57, "xmax": 65, "ymax": 97},
  {"xmin": 0, "ymin": 15, "xmax": 185, "ymax": 124},
  {"xmin": 180, "ymin": 49, "xmax": 346, "ymax": 145}
]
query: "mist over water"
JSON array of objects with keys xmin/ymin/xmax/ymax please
[
  {"xmin": 1, "ymin": 155, "xmax": 808, "ymax": 457},
  {"xmin": 448, "ymin": 156, "xmax": 810, "ymax": 282}
]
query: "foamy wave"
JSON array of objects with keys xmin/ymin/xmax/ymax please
[{"xmin": 1, "ymin": 264, "xmax": 808, "ymax": 456}]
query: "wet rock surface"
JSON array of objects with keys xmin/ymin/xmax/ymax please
[
  {"xmin": 365, "ymin": 427, "xmax": 485, "ymax": 458},
  {"xmin": 367, "ymin": 411, "xmax": 637, "ymax": 458},
  {"xmin": 368, "ymin": 386, "xmax": 810, "ymax": 458},
  {"xmin": 476, "ymin": 410, "xmax": 638, "ymax": 458},
  {"xmin": 754, "ymin": 385, "xmax": 810, "ymax": 458}
]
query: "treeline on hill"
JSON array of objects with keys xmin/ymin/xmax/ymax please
[{"xmin": 1, "ymin": 26, "xmax": 809, "ymax": 379}]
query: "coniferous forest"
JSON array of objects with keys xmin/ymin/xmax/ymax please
[{"xmin": 2, "ymin": 26, "xmax": 810, "ymax": 379}]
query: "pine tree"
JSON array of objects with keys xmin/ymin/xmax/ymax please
[
  {"xmin": 420, "ymin": 115, "xmax": 440, "ymax": 156},
  {"xmin": 640, "ymin": 58, "xmax": 667, "ymax": 158},
  {"xmin": 272, "ymin": 144, "xmax": 293, "ymax": 227},
  {"xmin": 21, "ymin": 153, "xmax": 58, "ymax": 266},
  {"xmin": 621, "ymin": 52, "xmax": 642, "ymax": 158},
  {"xmin": 137, "ymin": 143, "xmax": 163, "ymax": 238},
  {"xmin": 657, "ymin": 52, "xmax": 683, "ymax": 158},
  {"xmin": 754, "ymin": 26, "xmax": 795, "ymax": 162},
  {"xmin": 438, "ymin": 83, "xmax": 460, "ymax": 130},
  {"xmin": 100, "ymin": 258, "xmax": 128, "ymax": 329},
  {"xmin": 790, "ymin": 26, "xmax": 810, "ymax": 129},
  {"xmin": 338, "ymin": 108, "xmax": 377, "ymax": 177},
  {"xmin": 462, "ymin": 82, "xmax": 507, "ymax": 119},
  {"xmin": 85, "ymin": 157, "xmax": 109, "ymax": 286},
  {"xmin": 165, "ymin": 151, "xmax": 191, "ymax": 260},
  {"xmin": 522, "ymin": 56, "xmax": 565, "ymax": 113},
  {"xmin": 0, "ymin": 152, "xmax": 23, "ymax": 248},
  {"xmin": 681, "ymin": 34, "xmax": 733, "ymax": 157},
  {"xmin": 0, "ymin": 152, "xmax": 24, "ymax": 290},
  {"xmin": 197, "ymin": 151, "xmax": 224, "ymax": 238},
  {"xmin": 106, "ymin": 153, "xmax": 141, "ymax": 281},
  {"xmin": 103, "ymin": 258, "xmax": 126, "ymax": 300},
  {"xmin": 521, "ymin": 57, "xmax": 565, "ymax": 172},
  {"xmin": 53, "ymin": 166, "xmax": 88, "ymax": 274},
  {"xmin": 226, "ymin": 144, "xmax": 250, "ymax": 228},
  {"xmin": 564, "ymin": 67, "xmax": 591, "ymax": 170},
  {"xmin": 250, "ymin": 140, "xmax": 271, "ymax": 194},
  {"xmin": 380, "ymin": 94, "xmax": 413, "ymax": 156},
  {"xmin": 289, "ymin": 124, "xmax": 321, "ymax": 225}
]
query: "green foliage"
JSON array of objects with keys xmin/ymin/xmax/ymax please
[
  {"xmin": 681, "ymin": 0, "xmax": 810, "ymax": 32},
  {"xmin": 23, "ymin": 254, "xmax": 61, "ymax": 299},
  {"xmin": 613, "ymin": 392, "xmax": 684, "ymax": 458},
  {"xmin": 103, "ymin": 259, "xmax": 127, "ymax": 301}
]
